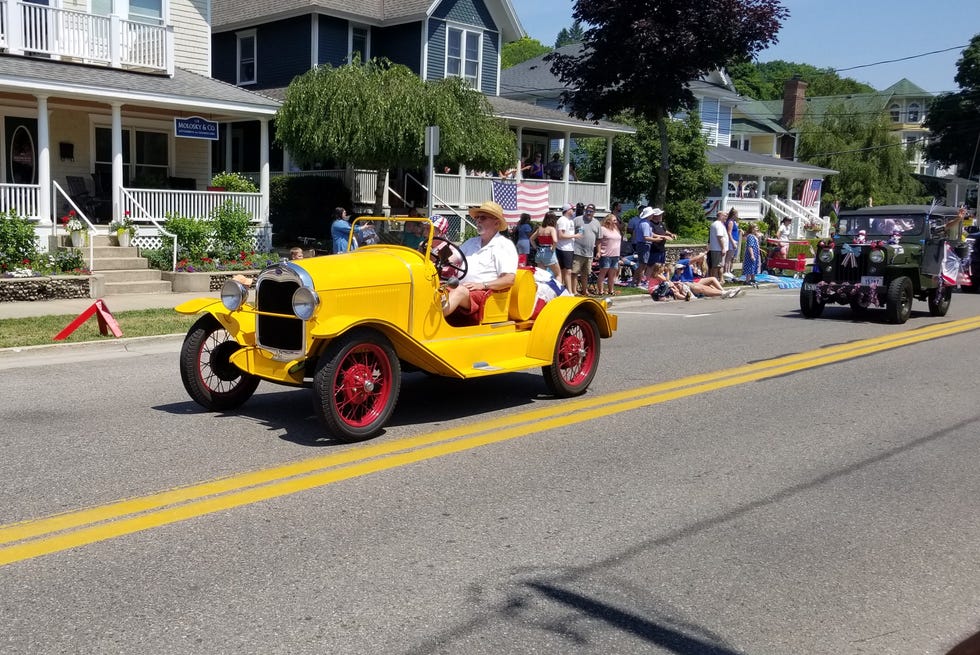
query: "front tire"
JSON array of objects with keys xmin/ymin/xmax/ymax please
[
  {"xmin": 543, "ymin": 310, "xmax": 600, "ymax": 397},
  {"xmin": 885, "ymin": 276, "xmax": 913, "ymax": 324},
  {"xmin": 313, "ymin": 331, "xmax": 401, "ymax": 442},
  {"xmin": 180, "ymin": 315, "xmax": 260, "ymax": 410},
  {"xmin": 799, "ymin": 272, "xmax": 824, "ymax": 318},
  {"xmin": 928, "ymin": 285, "xmax": 951, "ymax": 316}
]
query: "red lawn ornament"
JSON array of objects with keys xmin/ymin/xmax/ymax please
[{"xmin": 53, "ymin": 299, "xmax": 122, "ymax": 340}]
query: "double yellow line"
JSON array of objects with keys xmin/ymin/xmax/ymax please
[{"xmin": 3, "ymin": 316, "xmax": 979, "ymax": 567}]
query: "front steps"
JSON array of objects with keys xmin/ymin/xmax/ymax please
[{"xmin": 68, "ymin": 234, "xmax": 173, "ymax": 295}]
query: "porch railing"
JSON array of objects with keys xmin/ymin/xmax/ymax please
[
  {"xmin": 1, "ymin": 182, "xmax": 39, "ymax": 219},
  {"xmin": 430, "ymin": 174, "xmax": 609, "ymax": 211},
  {"xmin": 121, "ymin": 188, "xmax": 263, "ymax": 224},
  {"xmin": 0, "ymin": 0, "xmax": 173, "ymax": 74}
]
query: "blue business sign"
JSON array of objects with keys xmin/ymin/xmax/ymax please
[{"xmin": 175, "ymin": 116, "xmax": 218, "ymax": 140}]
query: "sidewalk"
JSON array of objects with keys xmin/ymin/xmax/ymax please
[{"xmin": 0, "ymin": 291, "xmax": 220, "ymax": 320}]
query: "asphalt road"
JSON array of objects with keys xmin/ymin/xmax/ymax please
[{"xmin": 2, "ymin": 288, "xmax": 980, "ymax": 654}]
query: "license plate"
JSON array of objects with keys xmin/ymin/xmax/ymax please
[
  {"xmin": 803, "ymin": 283, "xmax": 819, "ymax": 291},
  {"xmin": 861, "ymin": 276, "xmax": 884, "ymax": 287}
]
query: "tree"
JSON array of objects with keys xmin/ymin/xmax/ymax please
[
  {"xmin": 275, "ymin": 58, "xmax": 515, "ymax": 214},
  {"xmin": 550, "ymin": 0, "xmax": 787, "ymax": 208},
  {"xmin": 796, "ymin": 103, "xmax": 926, "ymax": 209},
  {"xmin": 925, "ymin": 34, "xmax": 980, "ymax": 176},
  {"xmin": 502, "ymin": 37, "xmax": 551, "ymax": 69},
  {"xmin": 577, "ymin": 113, "xmax": 720, "ymax": 239},
  {"xmin": 727, "ymin": 60, "xmax": 874, "ymax": 101},
  {"xmin": 554, "ymin": 20, "xmax": 585, "ymax": 48}
]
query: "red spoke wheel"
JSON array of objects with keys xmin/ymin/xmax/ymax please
[
  {"xmin": 542, "ymin": 310, "xmax": 600, "ymax": 397},
  {"xmin": 313, "ymin": 331, "xmax": 401, "ymax": 442},
  {"xmin": 180, "ymin": 315, "xmax": 260, "ymax": 410}
]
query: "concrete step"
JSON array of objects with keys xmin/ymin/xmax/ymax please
[
  {"xmin": 89, "ymin": 257, "xmax": 149, "ymax": 271},
  {"xmin": 104, "ymin": 280, "xmax": 174, "ymax": 295},
  {"xmin": 82, "ymin": 245, "xmax": 140, "ymax": 258},
  {"xmin": 97, "ymin": 269, "xmax": 164, "ymax": 283}
]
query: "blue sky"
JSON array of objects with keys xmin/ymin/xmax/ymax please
[{"xmin": 511, "ymin": 1, "xmax": 980, "ymax": 94}]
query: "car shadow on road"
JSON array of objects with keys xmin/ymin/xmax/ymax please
[{"xmin": 155, "ymin": 371, "xmax": 550, "ymax": 447}]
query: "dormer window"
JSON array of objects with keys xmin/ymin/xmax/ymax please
[
  {"xmin": 237, "ymin": 30, "xmax": 256, "ymax": 85},
  {"xmin": 907, "ymin": 103, "xmax": 920, "ymax": 123},
  {"xmin": 447, "ymin": 27, "xmax": 480, "ymax": 89},
  {"xmin": 889, "ymin": 104, "xmax": 901, "ymax": 122}
]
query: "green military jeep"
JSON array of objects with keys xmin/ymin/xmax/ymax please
[{"xmin": 800, "ymin": 205, "xmax": 964, "ymax": 324}]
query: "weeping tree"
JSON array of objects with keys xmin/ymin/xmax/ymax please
[{"xmin": 276, "ymin": 58, "xmax": 515, "ymax": 214}]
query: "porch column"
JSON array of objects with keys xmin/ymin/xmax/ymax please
[
  {"xmin": 515, "ymin": 127, "xmax": 524, "ymax": 181},
  {"xmin": 282, "ymin": 149, "xmax": 291, "ymax": 173},
  {"xmin": 458, "ymin": 164, "xmax": 466, "ymax": 207},
  {"xmin": 786, "ymin": 177, "xmax": 796, "ymax": 203},
  {"xmin": 111, "ymin": 102, "xmax": 123, "ymax": 223},
  {"xmin": 224, "ymin": 123, "xmax": 233, "ymax": 172},
  {"xmin": 720, "ymin": 171, "xmax": 729, "ymax": 212},
  {"xmin": 604, "ymin": 136, "xmax": 612, "ymax": 210},
  {"xmin": 563, "ymin": 131, "xmax": 571, "ymax": 206},
  {"xmin": 37, "ymin": 95, "xmax": 51, "ymax": 226},
  {"xmin": 259, "ymin": 118, "xmax": 270, "ymax": 223}
]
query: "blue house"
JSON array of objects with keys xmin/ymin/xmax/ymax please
[{"xmin": 210, "ymin": 0, "xmax": 633, "ymax": 213}]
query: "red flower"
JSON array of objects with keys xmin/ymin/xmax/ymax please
[
  {"xmin": 68, "ymin": 210, "xmax": 75, "ymax": 217},
  {"xmin": 22, "ymin": 258, "xmax": 30, "ymax": 264}
]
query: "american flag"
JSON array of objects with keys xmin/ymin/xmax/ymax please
[
  {"xmin": 492, "ymin": 180, "xmax": 550, "ymax": 223},
  {"xmin": 800, "ymin": 179, "xmax": 822, "ymax": 208}
]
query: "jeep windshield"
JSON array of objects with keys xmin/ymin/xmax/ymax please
[{"xmin": 837, "ymin": 214, "xmax": 924, "ymax": 238}]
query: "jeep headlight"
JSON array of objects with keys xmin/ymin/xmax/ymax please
[
  {"xmin": 869, "ymin": 249, "xmax": 885, "ymax": 264},
  {"xmin": 221, "ymin": 279, "xmax": 248, "ymax": 311},
  {"xmin": 818, "ymin": 249, "xmax": 835, "ymax": 264},
  {"xmin": 291, "ymin": 286, "xmax": 319, "ymax": 321}
]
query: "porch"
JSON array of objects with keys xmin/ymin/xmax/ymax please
[{"xmin": 0, "ymin": 0, "xmax": 173, "ymax": 75}]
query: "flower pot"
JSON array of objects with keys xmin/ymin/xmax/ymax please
[
  {"xmin": 70, "ymin": 231, "xmax": 84, "ymax": 248},
  {"xmin": 117, "ymin": 231, "xmax": 131, "ymax": 248}
]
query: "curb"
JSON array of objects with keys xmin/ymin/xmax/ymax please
[{"xmin": 0, "ymin": 333, "xmax": 185, "ymax": 370}]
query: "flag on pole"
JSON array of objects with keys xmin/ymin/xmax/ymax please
[
  {"xmin": 800, "ymin": 179, "xmax": 822, "ymax": 207},
  {"xmin": 492, "ymin": 180, "xmax": 550, "ymax": 223}
]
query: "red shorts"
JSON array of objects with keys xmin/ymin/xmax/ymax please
[{"xmin": 447, "ymin": 288, "xmax": 493, "ymax": 326}]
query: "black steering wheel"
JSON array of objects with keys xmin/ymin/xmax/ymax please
[{"xmin": 422, "ymin": 237, "xmax": 468, "ymax": 282}]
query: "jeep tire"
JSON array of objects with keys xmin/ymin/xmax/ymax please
[
  {"xmin": 927, "ymin": 285, "xmax": 952, "ymax": 316},
  {"xmin": 885, "ymin": 276, "xmax": 913, "ymax": 324},
  {"xmin": 799, "ymin": 272, "xmax": 824, "ymax": 318}
]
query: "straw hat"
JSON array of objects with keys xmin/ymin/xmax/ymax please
[{"xmin": 468, "ymin": 201, "xmax": 508, "ymax": 232}]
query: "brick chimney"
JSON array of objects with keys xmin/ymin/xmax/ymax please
[
  {"xmin": 781, "ymin": 75, "xmax": 808, "ymax": 128},
  {"xmin": 779, "ymin": 76, "xmax": 808, "ymax": 159}
]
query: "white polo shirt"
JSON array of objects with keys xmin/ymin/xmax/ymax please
[{"xmin": 459, "ymin": 232, "xmax": 518, "ymax": 285}]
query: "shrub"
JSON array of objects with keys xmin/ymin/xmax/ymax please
[
  {"xmin": 0, "ymin": 210, "xmax": 39, "ymax": 273},
  {"xmin": 165, "ymin": 214, "xmax": 212, "ymax": 261},
  {"xmin": 209, "ymin": 171, "xmax": 258, "ymax": 192},
  {"xmin": 269, "ymin": 175, "xmax": 352, "ymax": 244},
  {"xmin": 210, "ymin": 200, "xmax": 254, "ymax": 256}
]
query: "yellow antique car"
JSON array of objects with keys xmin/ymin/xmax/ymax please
[{"xmin": 176, "ymin": 217, "xmax": 617, "ymax": 442}]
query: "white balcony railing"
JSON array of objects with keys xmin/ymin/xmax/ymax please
[
  {"xmin": 0, "ymin": 0, "xmax": 173, "ymax": 74},
  {"xmin": 122, "ymin": 188, "xmax": 264, "ymax": 225}
]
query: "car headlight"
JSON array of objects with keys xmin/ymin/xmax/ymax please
[
  {"xmin": 818, "ymin": 249, "xmax": 835, "ymax": 263},
  {"xmin": 221, "ymin": 279, "xmax": 248, "ymax": 311},
  {"xmin": 291, "ymin": 286, "xmax": 319, "ymax": 320},
  {"xmin": 869, "ymin": 249, "xmax": 885, "ymax": 264}
]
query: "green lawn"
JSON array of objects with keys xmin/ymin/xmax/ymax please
[{"xmin": 0, "ymin": 308, "xmax": 197, "ymax": 349}]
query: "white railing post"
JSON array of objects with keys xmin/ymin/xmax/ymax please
[
  {"xmin": 7, "ymin": 0, "xmax": 23, "ymax": 54},
  {"xmin": 109, "ymin": 14, "xmax": 121, "ymax": 68}
]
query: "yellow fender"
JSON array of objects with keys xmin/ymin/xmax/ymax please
[
  {"xmin": 526, "ymin": 297, "xmax": 617, "ymax": 361},
  {"xmin": 174, "ymin": 298, "xmax": 257, "ymax": 346}
]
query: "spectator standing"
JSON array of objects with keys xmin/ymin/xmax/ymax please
[
  {"xmin": 330, "ymin": 207, "xmax": 357, "ymax": 254},
  {"xmin": 555, "ymin": 203, "xmax": 579, "ymax": 292},
  {"xmin": 742, "ymin": 223, "xmax": 761, "ymax": 286},
  {"xmin": 515, "ymin": 213, "xmax": 533, "ymax": 263},
  {"xmin": 645, "ymin": 207, "xmax": 675, "ymax": 269},
  {"xmin": 531, "ymin": 211, "xmax": 561, "ymax": 279},
  {"xmin": 545, "ymin": 153, "xmax": 564, "ymax": 180},
  {"xmin": 630, "ymin": 207, "xmax": 654, "ymax": 286},
  {"xmin": 707, "ymin": 211, "xmax": 729, "ymax": 279},
  {"xmin": 724, "ymin": 208, "xmax": 741, "ymax": 275},
  {"xmin": 573, "ymin": 203, "xmax": 602, "ymax": 295},
  {"xmin": 527, "ymin": 153, "xmax": 545, "ymax": 179},
  {"xmin": 597, "ymin": 212, "xmax": 622, "ymax": 295}
]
